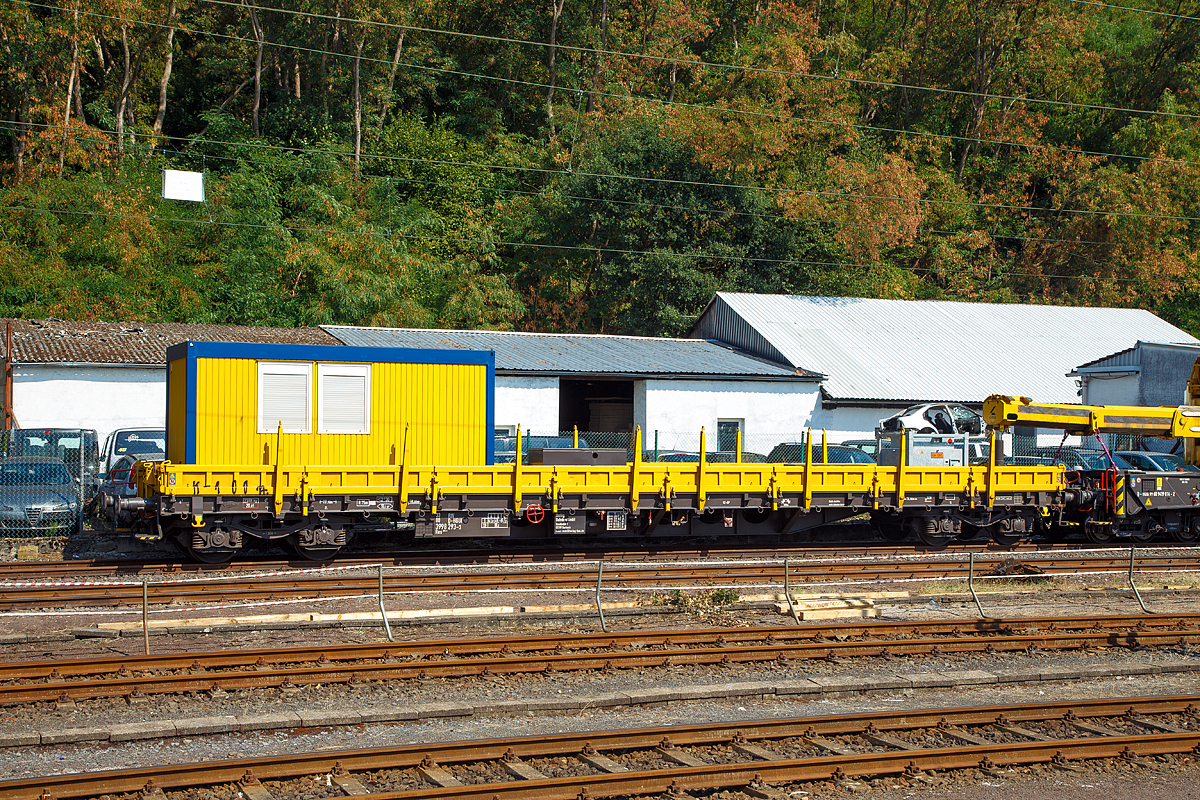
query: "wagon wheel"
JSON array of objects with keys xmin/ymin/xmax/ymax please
[
  {"xmin": 178, "ymin": 533, "xmax": 236, "ymax": 564},
  {"xmin": 990, "ymin": 530, "xmax": 1022, "ymax": 547},
  {"xmin": 284, "ymin": 535, "xmax": 341, "ymax": 562},
  {"xmin": 914, "ymin": 517, "xmax": 953, "ymax": 550},
  {"xmin": 871, "ymin": 514, "xmax": 908, "ymax": 543}
]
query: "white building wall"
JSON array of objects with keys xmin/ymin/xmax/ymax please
[
  {"xmin": 810, "ymin": 405, "xmax": 910, "ymax": 443},
  {"xmin": 1079, "ymin": 373, "xmax": 1140, "ymax": 406},
  {"xmin": 637, "ymin": 379, "xmax": 821, "ymax": 453},
  {"xmin": 494, "ymin": 376, "xmax": 559, "ymax": 435},
  {"xmin": 13, "ymin": 364, "xmax": 166, "ymax": 446}
]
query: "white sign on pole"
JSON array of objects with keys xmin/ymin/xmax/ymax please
[{"xmin": 162, "ymin": 169, "xmax": 205, "ymax": 202}]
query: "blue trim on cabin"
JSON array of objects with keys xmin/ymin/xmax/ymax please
[
  {"xmin": 162, "ymin": 340, "xmax": 498, "ymax": 466},
  {"xmin": 485, "ymin": 355, "xmax": 495, "ymax": 465},
  {"xmin": 164, "ymin": 340, "xmax": 495, "ymax": 368},
  {"xmin": 185, "ymin": 352, "xmax": 198, "ymax": 464}
]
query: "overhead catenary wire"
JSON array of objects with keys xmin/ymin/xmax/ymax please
[
  {"xmin": 4, "ymin": 202, "xmax": 1194, "ymax": 288},
  {"xmin": 5, "ymin": 1, "xmax": 1197, "ymax": 291},
  {"xmin": 14, "ymin": 0, "xmax": 1200, "ymax": 178},
  {"xmin": 4, "ymin": 118, "xmax": 1184, "ymax": 251},
  {"xmin": 192, "ymin": 0, "xmax": 1200, "ymax": 122},
  {"xmin": 8, "ymin": 113, "xmax": 1199, "ymax": 228}
]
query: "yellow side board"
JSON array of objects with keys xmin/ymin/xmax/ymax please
[{"xmin": 144, "ymin": 461, "xmax": 1065, "ymax": 510}]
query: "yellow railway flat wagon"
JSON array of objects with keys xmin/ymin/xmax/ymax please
[
  {"xmin": 134, "ymin": 423, "xmax": 1067, "ymax": 560},
  {"xmin": 165, "ymin": 340, "xmax": 494, "ymax": 468}
]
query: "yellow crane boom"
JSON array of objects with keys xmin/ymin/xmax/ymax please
[{"xmin": 981, "ymin": 395, "xmax": 1200, "ymax": 438}]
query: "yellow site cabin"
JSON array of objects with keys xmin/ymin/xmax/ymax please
[{"xmin": 165, "ymin": 340, "xmax": 495, "ymax": 467}]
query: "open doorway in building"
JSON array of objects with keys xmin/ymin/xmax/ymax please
[{"xmin": 559, "ymin": 379, "xmax": 634, "ymax": 433}]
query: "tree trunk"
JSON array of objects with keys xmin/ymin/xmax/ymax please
[
  {"xmin": 352, "ymin": 34, "xmax": 364, "ymax": 167},
  {"xmin": 293, "ymin": 53, "xmax": 301, "ymax": 98},
  {"xmin": 586, "ymin": 0, "xmax": 607, "ymax": 113},
  {"xmin": 325, "ymin": 13, "xmax": 342, "ymax": 115},
  {"xmin": 545, "ymin": 0, "xmax": 566, "ymax": 137},
  {"xmin": 60, "ymin": 6, "xmax": 80, "ymax": 176},
  {"xmin": 113, "ymin": 25, "xmax": 131, "ymax": 153},
  {"xmin": 955, "ymin": 11, "xmax": 1003, "ymax": 181},
  {"xmin": 152, "ymin": 0, "xmax": 178, "ymax": 138},
  {"xmin": 248, "ymin": 2, "xmax": 265, "ymax": 136},
  {"xmin": 11, "ymin": 96, "xmax": 29, "ymax": 185},
  {"xmin": 375, "ymin": 26, "xmax": 406, "ymax": 140}
]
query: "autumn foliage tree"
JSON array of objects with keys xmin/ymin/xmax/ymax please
[{"xmin": 0, "ymin": 0, "xmax": 1196, "ymax": 332}]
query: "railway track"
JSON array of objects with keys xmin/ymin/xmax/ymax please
[
  {"xmin": 0, "ymin": 538, "xmax": 1107, "ymax": 580},
  {"xmin": 0, "ymin": 550, "xmax": 1195, "ymax": 611},
  {"xmin": 2, "ymin": 614, "xmax": 1196, "ymax": 705},
  {"xmin": 6, "ymin": 694, "xmax": 1200, "ymax": 799}
]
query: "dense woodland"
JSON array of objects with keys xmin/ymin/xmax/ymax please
[{"xmin": 1, "ymin": 0, "xmax": 1198, "ymax": 336}]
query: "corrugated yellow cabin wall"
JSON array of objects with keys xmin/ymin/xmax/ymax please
[
  {"xmin": 192, "ymin": 358, "xmax": 489, "ymax": 466},
  {"xmin": 166, "ymin": 358, "xmax": 188, "ymax": 463}
]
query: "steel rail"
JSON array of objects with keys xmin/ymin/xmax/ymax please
[
  {"xmin": 4, "ymin": 613, "xmax": 1194, "ymax": 675},
  {"xmin": 0, "ymin": 539, "xmax": 1175, "ymax": 580},
  {"xmin": 0, "ymin": 553, "xmax": 1195, "ymax": 611},
  {"xmin": 1, "ymin": 615, "xmax": 1197, "ymax": 704},
  {"xmin": 3, "ymin": 694, "xmax": 1199, "ymax": 799}
]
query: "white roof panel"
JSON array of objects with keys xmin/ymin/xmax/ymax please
[{"xmin": 697, "ymin": 293, "xmax": 1200, "ymax": 404}]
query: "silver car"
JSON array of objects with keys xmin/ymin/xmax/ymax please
[
  {"xmin": 878, "ymin": 403, "xmax": 983, "ymax": 436},
  {"xmin": 0, "ymin": 457, "xmax": 81, "ymax": 534}
]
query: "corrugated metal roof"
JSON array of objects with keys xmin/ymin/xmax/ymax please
[
  {"xmin": 1072, "ymin": 340, "xmax": 1200, "ymax": 372},
  {"xmin": 1, "ymin": 319, "xmax": 339, "ymax": 365},
  {"xmin": 691, "ymin": 293, "xmax": 1200, "ymax": 403},
  {"xmin": 323, "ymin": 326, "xmax": 818, "ymax": 379}
]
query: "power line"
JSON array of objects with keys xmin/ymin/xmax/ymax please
[
  {"xmin": 198, "ymin": 0, "xmax": 1200, "ymax": 122},
  {"xmin": 1065, "ymin": 0, "xmax": 1200, "ymax": 23},
  {"xmin": 15, "ymin": 0, "xmax": 1200, "ymax": 178},
  {"xmin": 8, "ymin": 118, "xmax": 1197, "ymax": 252},
  {"xmin": 3, "ymin": 202, "xmax": 1192, "ymax": 288}
]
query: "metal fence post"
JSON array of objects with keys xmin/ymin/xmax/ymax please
[
  {"xmin": 378, "ymin": 564, "xmax": 394, "ymax": 641},
  {"xmin": 968, "ymin": 552, "xmax": 988, "ymax": 619},
  {"xmin": 595, "ymin": 561, "xmax": 608, "ymax": 632},
  {"xmin": 784, "ymin": 558, "xmax": 800, "ymax": 625},
  {"xmin": 142, "ymin": 578, "xmax": 150, "ymax": 655},
  {"xmin": 77, "ymin": 431, "xmax": 85, "ymax": 538},
  {"xmin": 1128, "ymin": 547, "xmax": 1152, "ymax": 614}
]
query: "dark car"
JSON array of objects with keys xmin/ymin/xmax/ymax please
[
  {"xmin": 840, "ymin": 439, "xmax": 881, "ymax": 459},
  {"xmin": 0, "ymin": 429, "xmax": 99, "ymax": 499},
  {"xmin": 1018, "ymin": 447, "xmax": 1133, "ymax": 470},
  {"xmin": 0, "ymin": 457, "xmax": 81, "ymax": 534},
  {"xmin": 1116, "ymin": 451, "xmax": 1200, "ymax": 473},
  {"xmin": 767, "ymin": 443, "xmax": 876, "ymax": 464},
  {"xmin": 654, "ymin": 451, "xmax": 767, "ymax": 463}
]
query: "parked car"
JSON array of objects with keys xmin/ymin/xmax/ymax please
[
  {"xmin": 494, "ymin": 435, "xmax": 590, "ymax": 464},
  {"xmin": 766, "ymin": 443, "xmax": 875, "ymax": 464},
  {"xmin": 1017, "ymin": 447, "xmax": 1134, "ymax": 470},
  {"xmin": 0, "ymin": 429, "xmax": 99, "ymax": 499},
  {"xmin": 879, "ymin": 404, "xmax": 983, "ymax": 435},
  {"xmin": 100, "ymin": 428, "xmax": 166, "ymax": 476},
  {"xmin": 654, "ymin": 451, "xmax": 767, "ymax": 463},
  {"xmin": 1116, "ymin": 451, "xmax": 1200, "ymax": 472},
  {"xmin": 0, "ymin": 457, "xmax": 81, "ymax": 534},
  {"xmin": 840, "ymin": 439, "xmax": 881, "ymax": 459}
]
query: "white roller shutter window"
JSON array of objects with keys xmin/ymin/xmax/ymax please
[
  {"xmin": 257, "ymin": 362, "xmax": 312, "ymax": 434},
  {"xmin": 318, "ymin": 364, "xmax": 370, "ymax": 434}
]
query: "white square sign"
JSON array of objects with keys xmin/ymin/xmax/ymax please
[{"xmin": 162, "ymin": 169, "xmax": 205, "ymax": 202}]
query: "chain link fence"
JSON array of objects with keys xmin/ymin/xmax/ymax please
[
  {"xmin": 499, "ymin": 430, "xmax": 1191, "ymax": 469},
  {"xmin": 0, "ymin": 428, "xmax": 95, "ymax": 538}
]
